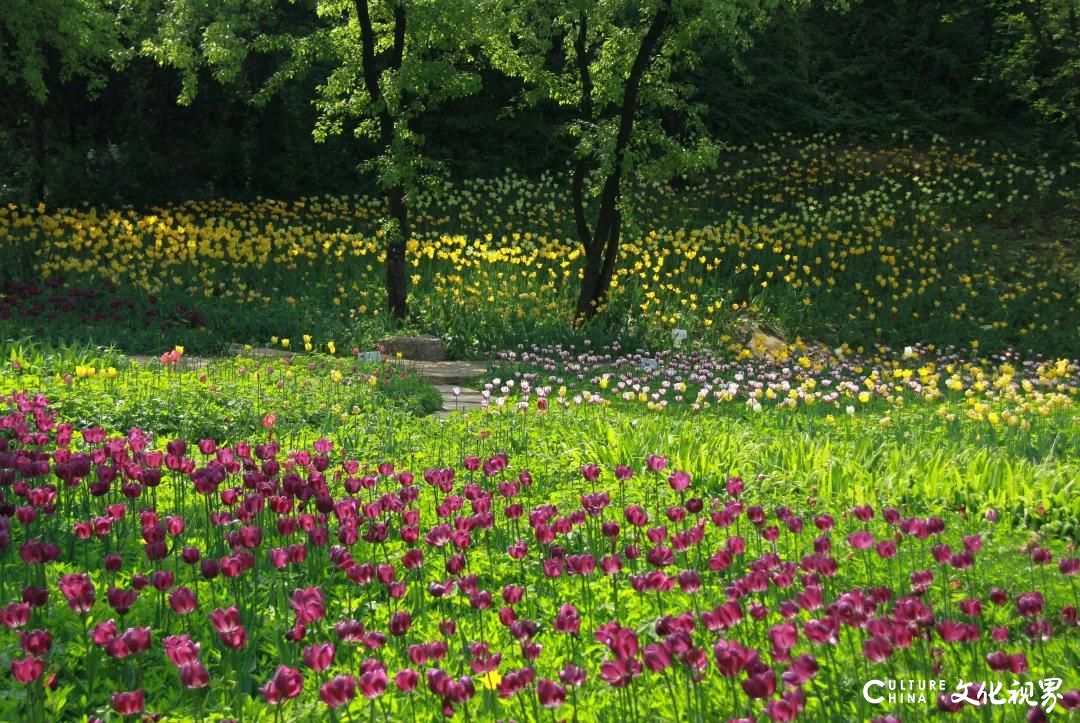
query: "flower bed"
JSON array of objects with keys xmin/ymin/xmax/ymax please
[
  {"xmin": 490, "ymin": 342, "xmax": 1078, "ymax": 423},
  {"xmin": 1, "ymin": 393, "xmax": 1077, "ymax": 721}
]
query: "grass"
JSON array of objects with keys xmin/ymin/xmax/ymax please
[{"xmin": 0, "ymin": 338, "xmax": 445, "ymax": 441}]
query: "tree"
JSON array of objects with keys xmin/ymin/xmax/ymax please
[
  {"xmin": 989, "ymin": 0, "xmax": 1080, "ymax": 142},
  {"xmin": 0, "ymin": 0, "xmax": 130, "ymax": 200},
  {"xmin": 144, "ymin": 0, "xmax": 482, "ymax": 321},
  {"xmin": 487, "ymin": 0, "xmax": 789, "ymax": 322}
]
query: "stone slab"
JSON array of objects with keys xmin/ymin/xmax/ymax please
[
  {"xmin": 398, "ymin": 360, "xmax": 489, "ymax": 385},
  {"xmin": 379, "ymin": 335, "xmax": 445, "ymax": 361}
]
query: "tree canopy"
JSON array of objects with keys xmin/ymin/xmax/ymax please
[
  {"xmin": 1, "ymin": 0, "xmax": 1076, "ymax": 321},
  {"xmin": 145, "ymin": 0, "xmax": 485, "ymax": 320},
  {"xmin": 486, "ymin": 0, "xmax": 789, "ymax": 319}
]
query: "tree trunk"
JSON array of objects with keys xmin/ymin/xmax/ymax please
[
  {"xmin": 573, "ymin": 0, "xmax": 671, "ymax": 323},
  {"xmin": 32, "ymin": 103, "xmax": 47, "ymax": 202},
  {"xmin": 356, "ymin": 0, "xmax": 410, "ymax": 321},
  {"xmin": 574, "ymin": 240, "xmax": 603, "ymax": 320},
  {"xmin": 386, "ymin": 183, "xmax": 409, "ymax": 320}
]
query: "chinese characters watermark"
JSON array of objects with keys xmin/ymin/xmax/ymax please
[
  {"xmin": 951, "ymin": 678, "xmax": 1063, "ymax": 713},
  {"xmin": 862, "ymin": 678, "xmax": 1064, "ymax": 713}
]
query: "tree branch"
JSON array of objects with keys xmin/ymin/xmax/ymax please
[
  {"xmin": 572, "ymin": 10, "xmax": 593, "ymax": 247},
  {"xmin": 354, "ymin": 0, "xmax": 381, "ymax": 103},
  {"xmin": 391, "ymin": 2, "xmax": 406, "ymax": 70},
  {"xmin": 593, "ymin": 0, "xmax": 672, "ymax": 250}
]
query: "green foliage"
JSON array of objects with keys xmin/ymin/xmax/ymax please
[
  {"xmin": 0, "ymin": 340, "xmax": 444, "ymax": 440},
  {"xmin": 0, "ymin": 0, "xmax": 130, "ymax": 103},
  {"xmin": 311, "ymin": 1, "xmax": 482, "ymax": 191},
  {"xmin": 144, "ymin": 0, "xmax": 485, "ymax": 197},
  {"xmin": 989, "ymin": 0, "xmax": 1080, "ymax": 142},
  {"xmin": 1, "ymin": 0, "xmax": 1075, "ymax": 205},
  {"xmin": 487, "ymin": 0, "xmax": 780, "ymax": 194},
  {"xmin": 141, "ymin": 0, "xmax": 283, "ymax": 106}
]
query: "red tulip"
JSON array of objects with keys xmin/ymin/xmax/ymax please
[
  {"xmin": 768, "ymin": 622, "xmax": 798, "ymax": 651},
  {"xmin": 2, "ymin": 602, "xmax": 31, "ymax": 629},
  {"xmin": 389, "ymin": 611, "xmax": 411, "ymax": 636},
  {"xmin": 667, "ymin": 470, "xmax": 691, "ymax": 492},
  {"xmin": 559, "ymin": 663, "xmax": 586, "ymax": 687},
  {"xmin": 263, "ymin": 665, "xmax": 304, "ymax": 704},
  {"xmin": 642, "ymin": 643, "xmax": 672, "ymax": 672},
  {"xmin": 179, "ymin": 662, "xmax": 210, "ymax": 689},
  {"xmin": 111, "ymin": 689, "xmax": 145, "ymax": 717},
  {"xmin": 537, "ymin": 678, "xmax": 566, "ymax": 708},
  {"xmin": 303, "ymin": 642, "xmax": 335, "ymax": 672},
  {"xmin": 320, "ymin": 675, "xmax": 356, "ymax": 708},
  {"xmin": 395, "ymin": 668, "xmax": 419, "ymax": 692},
  {"xmin": 168, "ymin": 586, "xmax": 197, "ymax": 614},
  {"xmin": 848, "ymin": 531, "xmax": 873, "ymax": 549},
  {"xmin": 742, "ymin": 669, "xmax": 777, "ymax": 699},
  {"xmin": 19, "ymin": 629, "xmax": 52, "ymax": 656},
  {"xmin": 1016, "ymin": 592, "xmax": 1044, "ymax": 617},
  {"xmin": 163, "ymin": 635, "xmax": 200, "ymax": 666},
  {"xmin": 554, "ymin": 604, "xmax": 580, "ymax": 635},
  {"xmin": 358, "ymin": 667, "xmax": 388, "ymax": 699},
  {"xmin": 863, "ymin": 636, "xmax": 893, "ymax": 662},
  {"xmin": 106, "ymin": 586, "xmax": 139, "ymax": 615},
  {"xmin": 58, "ymin": 573, "xmax": 95, "ymax": 612},
  {"xmin": 106, "ymin": 627, "xmax": 152, "ymax": 659},
  {"xmin": 91, "ymin": 619, "xmax": 118, "ymax": 646},
  {"xmin": 210, "ymin": 607, "xmax": 247, "ymax": 649},
  {"xmin": 11, "ymin": 657, "xmax": 44, "ymax": 684}
]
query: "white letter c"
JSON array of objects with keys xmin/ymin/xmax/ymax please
[{"xmin": 863, "ymin": 680, "xmax": 885, "ymax": 705}]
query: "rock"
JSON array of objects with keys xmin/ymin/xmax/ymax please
[
  {"xmin": 379, "ymin": 335, "xmax": 446, "ymax": 361},
  {"xmin": 748, "ymin": 328, "xmax": 787, "ymax": 359}
]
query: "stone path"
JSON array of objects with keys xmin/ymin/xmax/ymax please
[
  {"xmin": 369, "ymin": 360, "xmax": 490, "ymax": 417},
  {"xmin": 432, "ymin": 384, "xmax": 486, "ymax": 418},
  {"xmin": 394, "ymin": 360, "xmax": 488, "ymax": 385},
  {"xmin": 126, "ymin": 348, "xmax": 490, "ymax": 417}
]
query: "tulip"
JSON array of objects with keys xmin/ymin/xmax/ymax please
[
  {"xmin": 742, "ymin": 669, "xmax": 777, "ymax": 699},
  {"xmin": 263, "ymin": 665, "xmax": 304, "ymax": 704},
  {"xmin": 58, "ymin": 573, "xmax": 95, "ymax": 612},
  {"xmin": 642, "ymin": 643, "xmax": 672, "ymax": 672},
  {"xmin": 11, "ymin": 657, "xmax": 44, "ymax": 684},
  {"xmin": 395, "ymin": 668, "xmax": 419, "ymax": 692},
  {"xmin": 169, "ymin": 586, "xmax": 197, "ymax": 614},
  {"xmin": 357, "ymin": 667, "xmax": 388, "ymax": 699},
  {"xmin": 1016, "ymin": 591, "xmax": 1044, "ymax": 617},
  {"xmin": 303, "ymin": 642, "xmax": 335, "ymax": 671},
  {"xmin": 320, "ymin": 675, "xmax": 356, "ymax": 708},
  {"xmin": 863, "ymin": 636, "xmax": 893, "ymax": 662},
  {"xmin": 111, "ymin": 689, "xmax": 145, "ymax": 717},
  {"xmin": 554, "ymin": 604, "xmax": 580, "ymax": 635},
  {"xmin": 163, "ymin": 635, "xmax": 201, "ymax": 666},
  {"xmin": 179, "ymin": 662, "xmax": 210, "ymax": 689},
  {"xmin": 537, "ymin": 678, "xmax": 566, "ymax": 708},
  {"xmin": 106, "ymin": 587, "xmax": 139, "ymax": 615},
  {"xmin": 289, "ymin": 587, "xmax": 325, "ymax": 623},
  {"xmin": 19, "ymin": 629, "xmax": 52, "ymax": 656}
]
